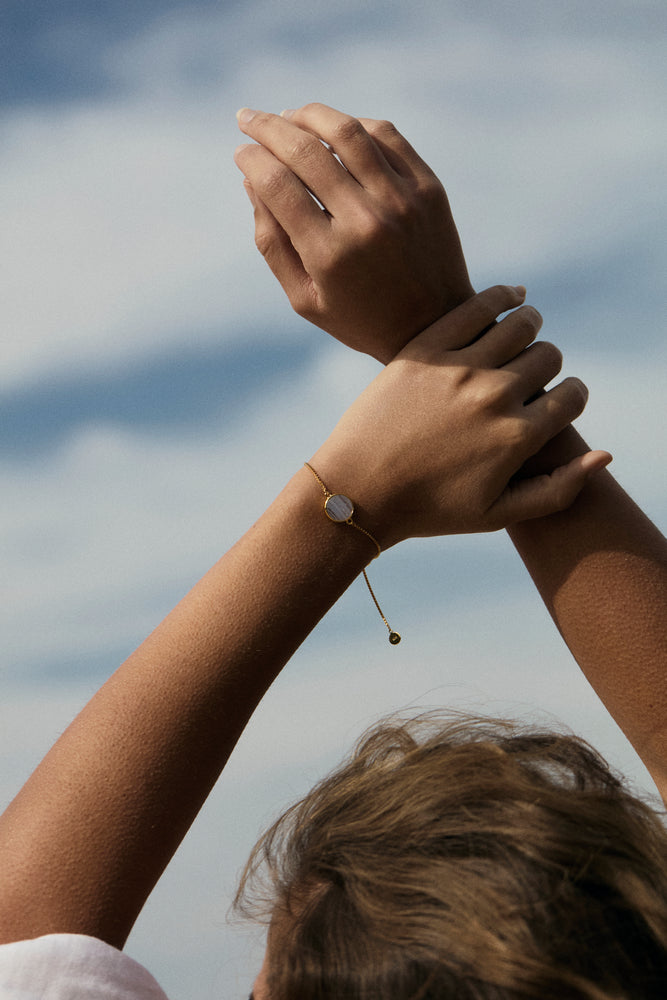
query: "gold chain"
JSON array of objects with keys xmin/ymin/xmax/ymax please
[{"xmin": 304, "ymin": 462, "xmax": 401, "ymax": 645}]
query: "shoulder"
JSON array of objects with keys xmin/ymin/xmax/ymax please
[{"xmin": 0, "ymin": 933, "xmax": 170, "ymax": 999}]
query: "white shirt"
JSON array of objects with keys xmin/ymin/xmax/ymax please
[{"xmin": 0, "ymin": 934, "xmax": 170, "ymax": 999}]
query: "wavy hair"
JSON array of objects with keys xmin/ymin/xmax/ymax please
[{"xmin": 236, "ymin": 713, "xmax": 667, "ymax": 999}]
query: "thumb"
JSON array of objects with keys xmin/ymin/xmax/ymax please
[{"xmin": 490, "ymin": 450, "xmax": 613, "ymax": 526}]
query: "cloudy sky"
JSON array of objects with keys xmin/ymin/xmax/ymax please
[{"xmin": 1, "ymin": 0, "xmax": 666, "ymax": 996}]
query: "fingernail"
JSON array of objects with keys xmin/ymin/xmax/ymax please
[
  {"xmin": 236, "ymin": 107, "xmax": 256, "ymax": 124},
  {"xmin": 280, "ymin": 108, "xmax": 296, "ymax": 119},
  {"xmin": 514, "ymin": 285, "xmax": 527, "ymax": 298}
]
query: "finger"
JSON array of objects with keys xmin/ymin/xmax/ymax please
[
  {"xmin": 409, "ymin": 285, "xmax": 527, "ymax": 355},
  {"xmin": 464, "ymin": 304, "xmax": 542, "ymax": 369},
  {"xmin": 236, "ymin": 107, "xmax": 360, "ymax": 213},
  {"xmin": 234, "ymin": 142, "xmax": 330, "ymax": 249},
  {"xmin": 357, "ymin": 116, "xmax": 439, "ymax": 180},
  {"xmin": 489, "ymin": 450, "xmax": 613, "ymax": 526},
  {"xmin": 243, "ymin": 181, "xmax": 313, "ymax": 306},
  {"xmin": 502, "ymin": 340, "xmax": 563, "ymax": 398},
  {"xmin": 281, "ymin": 103, "xmax": 396, "ymax": 188},
  {"xmin": 526, "ymin": 376, "xmax": 591, "ymax": 448}
]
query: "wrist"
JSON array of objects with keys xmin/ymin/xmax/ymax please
[
  {"xmin": 306, "ymin": 441, "xmax": 401, "ymax": 552},
  {"xmin": 304, "ymin": 462, "xmax": 382, "ymax": 559},
  {"xmin": 301, "ymin": 462, "xmax": 402, "ymax": 644}
]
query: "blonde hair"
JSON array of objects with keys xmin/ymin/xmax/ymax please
[{"xmin": 236, "ymin": 713, "xmax": 667, "ymax": 999}]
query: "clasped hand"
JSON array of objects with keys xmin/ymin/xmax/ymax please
[
  {"xmin": 310, "ymin": 285, "xmax": 609, "ymax": 548},
  {"xmin": 235, "ymin": 103, "xmax": 474, "ymax": 363},
  {"xmin": 235, "ymin": 103, "xmax": 609, "ymax": 541}
]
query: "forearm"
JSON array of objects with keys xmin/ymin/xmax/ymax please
[
  {"xmin": 0, "ymin": 286, "xmax": 606, "ymax": 947},
  {"xmin": 508, "ymin": 427, "xmax": 667, "ymax": 788},
  {"xmin": 0, "ymin": 466, "xmax": 371, "ymax": 947}
]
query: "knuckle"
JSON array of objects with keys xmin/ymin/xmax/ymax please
[
  {"xmin": 549, "ymin": 477, "xmax": 575, "ymax": 514},
  {"xmin": 377, "ymin": 189, "xmax": 413, "ymax": 226},
  {"xmin": 365, "ymin": 118, "xmax": 398, "ymax": 138},
  {"xmin": 482, "ymin": 284, "xmax": 522, "ymax": 316},
  {"xmin": 515, "ymin": 304, "xmax": 543, "ymax": 329},
  {"xmin": 450, "ymin": 364, "xmax": 485, "ymax": 401},
  {"xmin": 365, "ymin": 189, "xmax": 416, "ymax": 235},
  {"xmin": 351, "ymin": 205, "xmax": 386, "ymax": 243},
  {"xmin": 492, "ymin": 283, "xmax": 518, "ymax": 300},
  {"xmin": 499, "ymin": 413, "xmax": 538, "ymax": 459},
  {"xmin": 537, "ymin": 340, "xmax": 563, "ymax": 371},
  {"xmin": 330, "ymin": 115, "xmax": 366, "ymax": 145},
  {"xmin": 565, "ymin": 376, "xmax": 589, "ymax": 411},
  {"xmin": 416, "ymin": 173, "xmax": 446, "ymax": 206},
  {"xmin": 287, "ymin": 278, "xmax": 317, "ymax": 319},
  {"xmin": 291, "ymin": 294, "xmax": 314, "ymax": 320},
  {"xmin": 506, "ymin": 304, "xmax": 543, "ymax": 346},
  {"xmin": 287, "ymin": 133, "xmax": 322, "ymax": 165},
  {"xmin": 258, "ymin": 163, "xmax": 291, "ymax": 201},
  {"xmin": 298, "ymin": 101, "xmax": 327, "ymax": 118},
  {"xmin": 254, "ymin": 226, "xmax": 273, "ymax": 257},
  {"xmin": 475, "ymin": 369, "xmax": 512, "ymax": 409}
]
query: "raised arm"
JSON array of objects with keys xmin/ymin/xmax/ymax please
[
  {"xmin": 0, "ymin": 288, "xmax": 600, "ymax": 948},
  {"xmin": 234, "ymin": 104, "xmax": 667, "ymax": 799},
  {"xmin": 507, "ymin": 429, "xmax": 667, "ymax": 798}
]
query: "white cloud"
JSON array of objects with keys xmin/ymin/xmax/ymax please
[
  {"xmin": 1, "ymin": 94, "xmax": 253, "ymax": 388},
  {"xmin": 0, "ymin": 344, "xmax": 377, "ymax": 669},
  {"xmin": 2, "ymin": 1, "xmax": 665, "ymax": 389}
]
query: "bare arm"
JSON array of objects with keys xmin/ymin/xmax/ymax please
[
  {"xmin": 0, "ymin": 471, "xmax": 367, "ymax": 948},
  {"xmin": 234, "ymin": 103, "xmax": 667, "ymax": 795},
  {"xmin": 0, "ymin": 288, "xmax": 596, "ymax": 946},
  {"xmin": 507, "ymin": 427, "xmax": 667, "ymax": 799}
]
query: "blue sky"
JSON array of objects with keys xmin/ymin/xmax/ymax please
[{"xmin": 1, "ymin": 1, "xmax": 666, "ymax": 997}]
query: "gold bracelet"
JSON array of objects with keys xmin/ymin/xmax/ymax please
[{"xmin": 304, "ymin": 462, "xmax": 401, "ymax": 645}]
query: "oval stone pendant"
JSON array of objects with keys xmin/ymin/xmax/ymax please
[{"xmin": 324, "ymin": 493, "xmax": 355, "ymax": 523}]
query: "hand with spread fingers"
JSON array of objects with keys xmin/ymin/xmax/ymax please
[
  {"xmin": 311, "ymin": 284, "xmax": 610, "ymax": 547},
  {"xmin": 234, "ymin": 102, "xmax": 473, "ymax": 363}
]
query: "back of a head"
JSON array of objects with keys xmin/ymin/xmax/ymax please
[{"xmin": 237, "ymin": 713, "xmax": 667, "ymax": 1000}]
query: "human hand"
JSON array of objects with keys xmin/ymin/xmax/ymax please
[
  {"xmin": 234, "ymin": 103, "xmax": 473, "ymax": 364},
  {"xmin": 310, "ymin": 285, "xmax": 611, "ymax": 548}
]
